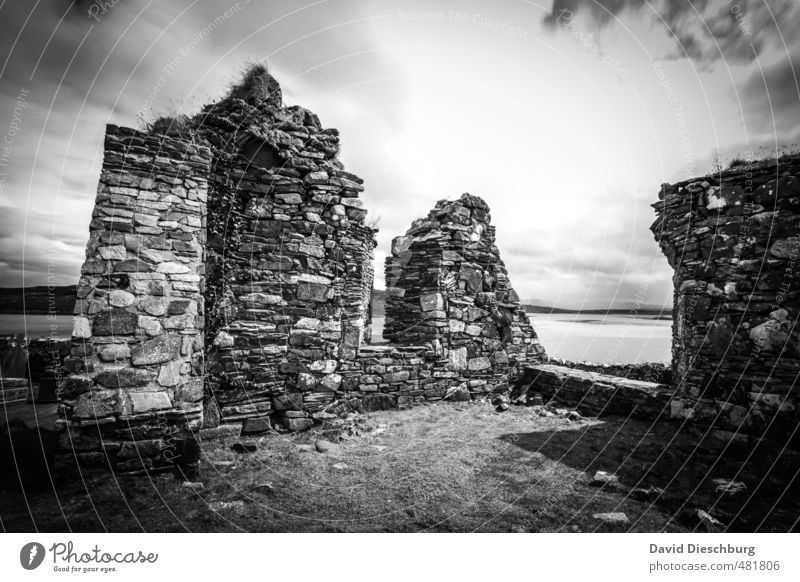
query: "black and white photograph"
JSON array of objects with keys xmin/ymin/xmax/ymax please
[{"xmin": 0, "ymin": 1, "xmax": 798, "ymax": 579}]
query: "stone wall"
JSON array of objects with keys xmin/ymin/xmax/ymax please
[
  {"xmin": 516, "ymin": 364, "xmax": 672, "ymax": 421},
  {"xmin": 59, "ymin": 70, "xmax": 551, "ymax": 475},
  {"xmin": 60, "ymin": 125, "xmax": 210, "ymax": 473},
  {"xmin": 179, "ymin": 72, "xmax": 377, "ymax": 430},
  {"xmin": 384, "ymin": 194, "xmax": 547, "ymax": 395},
  {"xmin": 651, "ymin": 155, "xmax": 800, "ymax": 436}
]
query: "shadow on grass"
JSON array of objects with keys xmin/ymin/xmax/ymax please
[{"xmin": 500, "ymin": 415, "xmax": 800, "ymax": 532}]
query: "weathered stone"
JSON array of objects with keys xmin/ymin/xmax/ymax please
[
  {"xmin": 72, "ymin": 316, "xmax": 92, "ymax": 339},
  {"xmin": 72, "ymin": 390, "xmax": 118, "ymax": 418},
  {"xmin": 592, "ymin": 512, "xmax": 629, "ymax": 525},
  {"xmin": 131, "ymin": 334, "xmax": 182, "ymax": 366},
  {"xmin": 241, "ymin": 417, "xmax": 272, "ymax": 435},
  {"xmin": 467, "ymin": 357, "xmax": 491, "ymax": 371},
  {"xmin": 108, "ymin": 290, "xmax": 135, "ymax": 307},
  {"xmin": 93, "ymin": 309, "xmax": 138, "ymax": 336},
  {"xmin": 157, "ymin": 360, "xmax": 183, "ymax": 387},
  {"xmin": 139, "ymin": 297, "xmax": 165, "ymax": 316},
  {"xmin": 94, "ymin": 367, "xmax": 152, "ymax": 388},
  {"xmin": 138, "ymin": 315, "xmax": 163, "ymax": 336},
  {"xmin": 420, "ymin": 293, "xmax": 444, "ymax": 312},
  {"xmin": 97, "ymin": 343, "xmax": 131, "ymax": 362},
  {"xmin": 175, "ymin": 378, "xmax": 204, "ymax": 402},
  {"xmin": 319, "ymin": 374, "xmax": 342, "ymax": 391}
]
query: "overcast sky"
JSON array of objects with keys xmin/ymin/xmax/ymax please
[{"xmin": 0, "ymin": 0, "xmax": 798, "ymax": 309}]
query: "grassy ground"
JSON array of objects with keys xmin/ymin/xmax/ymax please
[{"xmin": 1, "ymin": 401, "xmax": 797, "ymax": 532}]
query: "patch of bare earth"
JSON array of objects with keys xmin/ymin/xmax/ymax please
[{"xmin": 2, "ymin": 402, "xmax": 797, "ymax": 532}]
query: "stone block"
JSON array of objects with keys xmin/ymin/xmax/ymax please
[
  {"xmin": 420, "ymin": 293, "xmax": 444, "ymax": 312},
  {"xmin": 131, "ymin": 334, "xmax": 182, "ymax": 366},
  {"xmin": 93, "ymin": 308, "xmax": 138, "ymax": 336},
  {"xmin": 94, "ymin": 367, "xmax": 152, "ymax": 388},
  {"xmin": 128, "ymin": 391, "xmax": 172, "ymax": 413}
]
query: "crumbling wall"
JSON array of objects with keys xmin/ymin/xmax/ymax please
[
  {"xmin": 62, "ymin": 71, "xmax": 554, "ymax": 465},
  {"xmin": 183, "ymin": 72, "xmax": 376, "ymax": 428},
  {"xmin": 60, "ymin": 125, "xmax": 210, "ymax": 473},
  {"xmin": 384, "ymin": 193, "xmax": 547, "ymax": 395},
  {"xmin": 651, "ymin": 156, "xmax": 800, "ymax": 436}
]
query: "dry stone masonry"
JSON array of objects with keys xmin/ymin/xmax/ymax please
[
  {"xmin": 60, "ymin": 126, "xmax": 210, "ymax": 473},
  {"xmin": 184, "ymin": 71, "xmax": 376, "ymax": 430},
  {"xmin": 61, "ymin": 70, "xmax": 554, "ymax": 473},
  {"xmin": 62, "ymin": 67, "xmax": 799, "ymax": 475},
  {"xmin": 384, "ymin": 194, "xmax": 547, "ymax": 396},
  {"xmin": 651, "ymin": 155, "xmax": 800, "ymax": 438}
]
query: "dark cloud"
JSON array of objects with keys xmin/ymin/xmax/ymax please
[
  {"xmin": 545, "ymin": 0, "xmax": 800, "ymax": 66},
  {"xmin": 738, "ymin": 50, "xmax": 800, "ymax": 140},
  {"xmin": 0, "ymin": 0, "xmax": 408, "ymax": 287}
]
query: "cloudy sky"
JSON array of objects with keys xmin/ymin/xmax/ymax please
[{"xmin": 0, "ymin": 0, "xmax": 798, "ymax": 309}]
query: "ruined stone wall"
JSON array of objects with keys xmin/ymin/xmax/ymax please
[
  {"xmin": 61, "ymin": 72, "xmax": 553, "ymax": 462},
  {"xmin": 651, "ymin": 155, "xmax": 800, "ymax": 436},
  {"xmin": 60, "ymin": 125, "xmax": 210, "ymax": 473},
  {"xmin": 384, "ymin": 194, "xmax": 547, "ymax": 395},
  {"xmin": 182, "ymin": 73, "xmax": 376, "ymax": 429}
]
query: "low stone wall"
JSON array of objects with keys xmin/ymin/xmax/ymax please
[
  {"xmin": 219, "ymin": 344, "xmax": 510, "ymax": 432},
  {"xmin": 518, "ymin": 364, "xmax": 672, "ymax": 421},
  {"xmin": 651, "ymin": 155, "xmax": 800, "ymax": 438},
  {"xmin": 59, "ymin": 125, "xmax": 210, "ymax": 473}
]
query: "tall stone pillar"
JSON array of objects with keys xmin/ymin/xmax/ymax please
[
  {"xmin": 652, "ymin": 156, "xmax": 800, "ymax": 437},
  {"xmin": 59, "ymin": 125, "xmax": 211, "ymax": 474},
  {"xmin": 384, "ymin": 193, "xmax": 547, "ymax": 395}
]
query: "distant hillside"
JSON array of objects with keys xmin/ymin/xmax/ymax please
[
  {"xmin": 0, "ymin": 286, "xmax": 76, "ymax": 314},
  {"xmin": 370, "ymin": 289, "xmax": 670, "ymax": 318},
  {"xmin": 1, "ymin": 285, "xmax": 670, "ymax": 319},
  {"xmin": 522, "ymin": 303, "xmax": 672, "ymax": 316}
]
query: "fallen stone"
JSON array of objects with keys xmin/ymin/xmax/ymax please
[
  {"xmin": 296, "ymin": 444, "xmax": 315, "ymax": 453},
  {"xmin": 181, "ymin": 481, "xmax": 204, "ymax": 491},
  {"xmin": 444, "ymin": 384, "xmax": 471, "ymax": 402},
  {"xmin": 712, "ymin": 478, "xmax": 747, "ymax": 497},
  {"xmin": 592, "ymin": 512, "xmax": 629, "ymax": 525},
  {"xmin": 591, "ymin": 471, "xmax": 619, "ymax": 487},
  {"xmin": 332, "ymin": 462, "xmax": 349, "ymax": 470},
  {"xmin": 312, "ymin": 411, "xmax": 338, "ymax": 422},
  {"xmin": 687, "ymin": 509, "xmax": 725, "ymax": 532}
]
